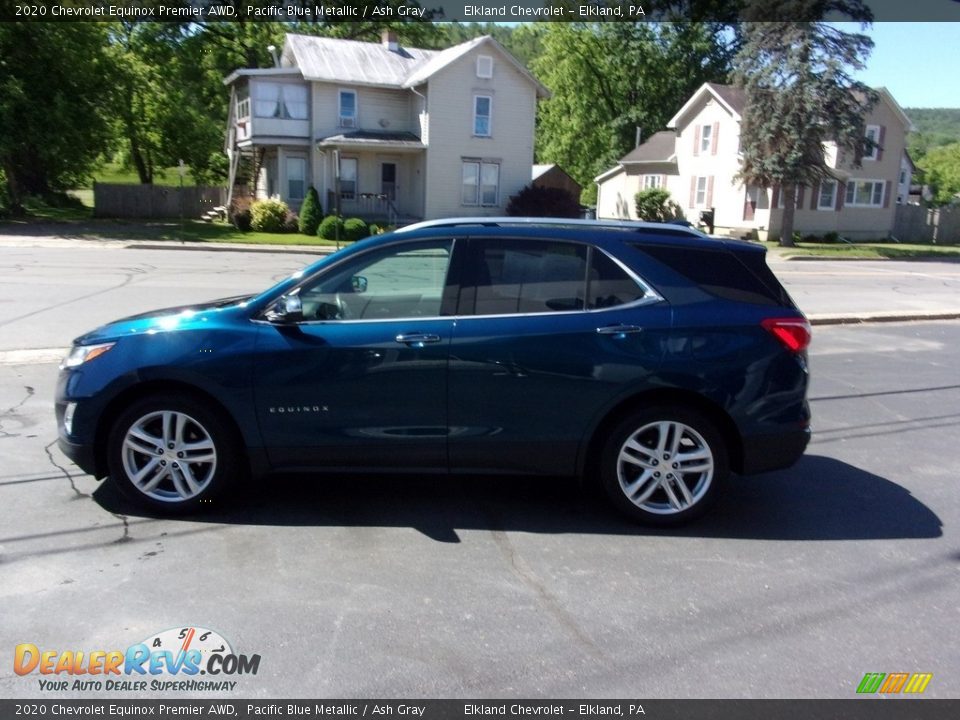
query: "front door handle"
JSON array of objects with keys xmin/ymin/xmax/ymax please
[
  {"xmin": 596, "ymin": 324, "xmax": 643, "ymax": 336},
  {"xmin": 395, "ymin": 332, "xmax": 442, "ymax": 347}
]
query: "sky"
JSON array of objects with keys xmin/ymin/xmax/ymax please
[{"xmin": 838, "ymin": 22, "xmax": 960, "ymax": 108}]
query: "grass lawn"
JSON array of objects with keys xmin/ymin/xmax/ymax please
[
  {"xmin": 87, "ymin": 161, "xmax": 196, "ymax": 188},
  {"xmin": 764, "ymin": 241, "xmax": 960, "ymax": 260}
]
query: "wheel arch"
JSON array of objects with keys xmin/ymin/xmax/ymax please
[
  {"xmin": 578, "ymin": 388, "xmax": 744, "ymax": 480},
  {"xmin": 92, "ymin": 380, "xmax": 250, "ymax": 479}
]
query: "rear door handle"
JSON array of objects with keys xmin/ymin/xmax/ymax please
[
  {"xmin": 395, "ymin": 332, "xmax": 442, "ymax": 347},
  {"xmin": 596, "ymin": 324, "xmax": 643, "ymax": 336}
]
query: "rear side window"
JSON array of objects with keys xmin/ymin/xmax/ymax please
[
  {"xmin": 474, "ymin": 239, "xmax": 588, "ymax": 314},
  {"xmin": 587, "ymin": 250, "xmax": 647, "ymax": 309},
  {"xmin": 635, "ymin": 244, "xmax": 790, "ymax": 306}
]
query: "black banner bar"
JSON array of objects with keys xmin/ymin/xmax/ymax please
[
  {"xmin": 5, "ymin": 0, "xmax": 960, "ymax": 23},
  {"xmin": 2, "ymin": 700, "xmax": 960, "ymax": 720}
]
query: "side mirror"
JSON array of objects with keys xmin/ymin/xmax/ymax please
[
  {"xmin": 351, "ymin": 275, "xmax": 368, "ymax": 294},
  {"xmin": 265, "ymin": 294, "xmax": 304, "ymax": 324}
]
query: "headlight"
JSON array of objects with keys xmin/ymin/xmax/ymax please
[{"xmin": 61, "ymin": 342, "xmax": 115, "ymax": 369}]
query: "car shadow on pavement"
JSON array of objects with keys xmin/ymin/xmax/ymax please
[{"xmin": 92, "ymin": 454, "xmax": 942, "ymax": 543}]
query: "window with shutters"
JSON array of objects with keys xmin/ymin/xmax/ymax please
[{"xmin": 864, "ymin": 125, "xmax": 880, "ymax": 160}]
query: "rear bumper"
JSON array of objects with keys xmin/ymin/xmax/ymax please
[{"xmin": 740, "ymin": 428, "xmax": 810, "ymax": 475}]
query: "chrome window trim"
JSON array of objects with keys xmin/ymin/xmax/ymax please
[{"xmin": 252, "ymin": 239, "xmax": 665, "ymax": 326}]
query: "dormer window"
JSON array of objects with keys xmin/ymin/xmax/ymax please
[
  {"xmin": 339, "ymin": 89, "xmax": 357, "ymax": 128},
  {"xmin": 476, "ymin": 55, "xmax": 493, "ymax": 79}
]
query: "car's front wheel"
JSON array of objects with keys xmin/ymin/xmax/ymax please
[
  {"xmin": 600, "ymin": 407, "xmax": 728, "ymax": 526},
  {"xmin": 107, "ymin": 394, "xmax": 240, "ymax": 512}
]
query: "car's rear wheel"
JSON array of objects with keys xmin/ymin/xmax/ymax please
[
  {"xmin": 600, "ymin": 407, "xmax": 728, "ymax": 526},
  {"xmin": 107, "ymin": 394, "xmax": 240, "ymax": 512}
]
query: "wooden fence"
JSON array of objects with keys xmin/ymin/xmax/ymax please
[
  {"xmin": 93, "ymin": 183, "xmax": 226, "ymax": 219},
  {"xmin": 893, "ymin": 204, "xmax": 960, "ymax": 244}
]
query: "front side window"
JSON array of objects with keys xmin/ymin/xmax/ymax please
[
  {"xmin": 845, "ymin": 179, "xmax": 884, "ymax": 207},
  {"xmin": 462, "ymin": 160, "xmax": 499, "ymax": 206},
  {"xmin": 339, "ymin": 157, "xmax": 358, "ymax": 200},
  {"xmin": 287, "ymin": 157, "xmax": 306, "ymax": 201},
  {"xmin": 473, "ymin": 95, "xmax": 492, "ymax": 137},
  {"xmin": 339, "ymin": 90, "xmax": 357, "ymax": 128},
  {"xmin": 296, "ymin": 241, "xmax": 453, "ymax": 321}
]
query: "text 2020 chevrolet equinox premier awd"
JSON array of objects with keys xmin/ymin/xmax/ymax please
[{"xmin": 56, "ymin": 218, "xmax": 810, "ymax": 525}]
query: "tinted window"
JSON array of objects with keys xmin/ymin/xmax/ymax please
[
  {"xmin": 474, "ymin": 239, "xmax": 587, "ymax": 315},
  {"xmin": 636, "ymin": 244, "xmax": 788, "ymax": 306},
  {"xmin": 587, "ymin": 250, "xmax": 646, "ymax": 309},
  {"xmin": 298, "ymin": 241, "xmax": 452, "ymax": 320}
]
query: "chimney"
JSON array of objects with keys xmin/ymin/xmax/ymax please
[{"xmin": 381, "ymin": 31, "xmax": 399, "ymax": 52}]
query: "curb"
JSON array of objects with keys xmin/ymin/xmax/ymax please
[
  {"xmin": 125, "ymin": 242, "xmax": 335, "ymax": 255},
  {"xmin": 809, "ymin": 311, "xmax": 960, "ymax": 326}
]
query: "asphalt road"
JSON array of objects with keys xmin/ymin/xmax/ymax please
[{"xmin": 0, "ymin": 245, "xmax": 958, "ymax": 699}]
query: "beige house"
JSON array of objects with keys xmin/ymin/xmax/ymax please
[
  {"xmin": 596, "ymin": 83, "xmax": 915, "ymax": 241},
  {"xmin": 224, "ymin": 32, "xmax": 548, "ymax": 223}
]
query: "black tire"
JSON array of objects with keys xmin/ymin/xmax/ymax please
[
  {"xmin": 600, "ymin": 406, "xmax": 728, "ymax": 526},
  {"xmin": 107, "ymin": 393, "xmax": 242, "ymax": 513}
]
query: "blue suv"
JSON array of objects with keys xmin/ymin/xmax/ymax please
[{"xmin": 56, "ymin": 218, "xmax": 810, "ymax": 525}]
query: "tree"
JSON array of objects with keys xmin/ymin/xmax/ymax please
[
  {"xmin": 0, "ymin": 24, "xmax": 114, "ymax": 211},
  {"xmin": 299, "ymin": 186, "xmax": 323, "ymax": 235},
  {"xmin": 733, "ymin": 4, "xmax": 878, "ymax": 246},
  {"xmin": 533, "ymin": 10, "xmax": 737, "ymax": 204},
  {"xmin": 506, "ymin": 185, "xmax": 580, "ymax": 218},
  {"xmin": 634, "ymin": 188, "xmax": 684, "ymax": 221},
  {"xmin": 917, "ymin": 142, "xmax": 960, "ymax": 206}
]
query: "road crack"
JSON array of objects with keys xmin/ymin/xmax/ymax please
[
  {"xmin": 43, "ymin": 439, "xmax": 131, "ymax": 544},
  {"xmin": 0, "ymin": 385, "xmax": 34, "ymax": 439}
]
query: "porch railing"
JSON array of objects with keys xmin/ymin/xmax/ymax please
[{"xmin": 328, "ymin": 191, "xmax": 401, "ymax": 225}]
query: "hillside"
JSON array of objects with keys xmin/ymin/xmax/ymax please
[{"xmin": 905, "ymin": 108, "xmax": 960, "ymax": 158}]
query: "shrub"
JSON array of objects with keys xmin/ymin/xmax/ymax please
[
  {"xmin": 317, "ymin": 214, "xmax": 345, "ymax": 240},
  {"xmin": 802, "ymin": 233, "xmax": 821, "ymax": 244},
  {"xmin": 822, "ymin": 231, "xmax": 840, "ymax": 244},
  {"xmin": 228, "ymin": 196, "xmax": 253, "ymax": 232},
  {"xmin": 506, "ymin": 184, "xmax": 580, "ymax": 218},
  {"xmin": 634, "ymin": 188, "xmax": 684, "ymax": 222},
  {"xmin": 368, "ymin": 223, "xmax": 382, "ymax": 236},
  {"xmin": 283, "ymin": 211, "xmax": 300, "ymax": 233},
  {"xmin": 343, "ymin": 217, "xmax": 369, "ymax": 242},
  {"xmin": 298, "ymin": 186, "xmax": 322, "ymax": 235},
  {"xmin": 250, "ymin": 198, "xmax": 290, "ymax": 233}
]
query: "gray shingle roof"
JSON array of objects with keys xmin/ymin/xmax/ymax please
[
  {"xmin": 619, "ymin": 131, "xmax": 677, "ymax": 164},
  {"xmin": 283, "ymin": 34, "xmax": 437, "ymax": 88},
  {"xmin": 706, "ymin": 83, "xmax": 746, "ymax": 115}
]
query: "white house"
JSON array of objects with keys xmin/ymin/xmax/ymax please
[
  {"xmin": 224, "ymin": 32, "xmax": 549, "ymax": 223},
  {"xmin": 596, "ymin": 83, "xmax": 915, "ymax": 241}
]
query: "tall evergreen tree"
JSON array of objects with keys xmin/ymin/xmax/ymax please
[{"xmin": 733, "ymin": 3, "xmax": 877, "ymax": 246}]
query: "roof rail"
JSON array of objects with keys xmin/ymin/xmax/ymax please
[{"xmin": 395, "ymin": 216, "xmax": 705, "ymax": 236}]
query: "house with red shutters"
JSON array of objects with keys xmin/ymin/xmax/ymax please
[{"xmin": 595, "ymin": 83, "xmax": 914, "ymax": 241}]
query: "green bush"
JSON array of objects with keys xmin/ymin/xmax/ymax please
[
  {"xmin": 506, "ymin": 184, "xmax": 580, "ymax": 218},
  {"xmin": 634, "ymin": 188, "xmax": 684, "ymax": 222},
  {"xmin": 298, "ymin": 186, "xmax": 322, "ymax": 235},
  {"xmin": 317, "ymin": 214, "xmax": 345, "ymax": 240},
  {"xmin": 228, "ymin": 196, "xmax": 253, "ymax": 232},
  {"xmin": 250, "ymin": 198, "xmax": 290, "ymax": 233},
  {"xmin": 822, "ymin": 231, "xmax": 840, "ymax": 244},
  {"xmin": 343, "ymin": 217, "xmax": 369, "ymax": 242},
  {"xmin": 283, "ymin": 211, "xmax": 300, "ymax": 233},
  {"xmin": 368, "ymin": 223, "xmax": 382, "ymax": 236}
]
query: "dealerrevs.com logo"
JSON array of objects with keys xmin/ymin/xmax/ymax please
[{"xmin": 15, "ymin": 627, "xmax": 261, "ymax": 692}]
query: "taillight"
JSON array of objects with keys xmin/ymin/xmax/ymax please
[{"xmin": 761, "ymin": 317, "xmax": 811, "ymax": 353}]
